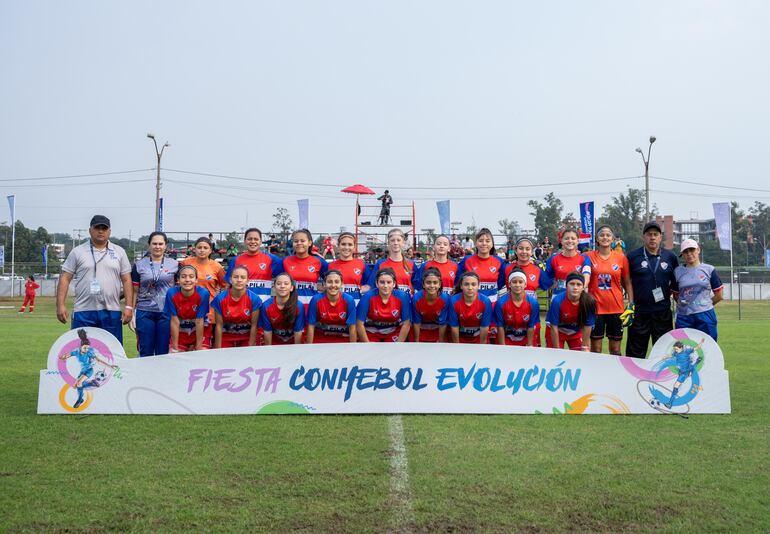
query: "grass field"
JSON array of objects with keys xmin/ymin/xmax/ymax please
[{"xmin": 1, "ymin": 297, "xmax": 768, "ymax": 532}]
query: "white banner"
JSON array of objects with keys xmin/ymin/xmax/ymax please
[
  {"xmin": 713, "ymin": 202, "xmax": 732, "ymax": 251},
  {"xmin": 38, "ymin": 328, "xmax": 731, "ymax": 415}
]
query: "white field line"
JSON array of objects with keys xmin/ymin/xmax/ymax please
[{"xmin": 387, "ymin": 414, "xmax": 414, "ymax": 528}]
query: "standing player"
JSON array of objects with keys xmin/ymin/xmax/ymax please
[
  {"xmin": 259, "ymin": 273, "xmax": 305, "ymax": 345},
  {"xmin": 504, "ymin": 237, "xmax": 551, "ymax": 346},
  {"xmin": 673, "ymin": 239, "xmax": 723, "ymax": 341},
  {"xmin": 585, "ymin": 225, "xmax": 634, "ymax": 355},
  {"xmin": 448, "ymin": 271, "xmax": 493, "ymax": 344},
  {"xmin": 546, "ymin": 272, "xmax": 596, "ymax": 351},
  {"xmin": 18, "ymin": 275, "xmax": 40, "ymax": 313},
  {"xmin": 306, "ymin": 270, "xmax": 358, "ymax": 343},
  {"xmin": 211, "ymin": 265, "xmax": 262, "ymax": 348},
  {"xmin": 495, "ymin": 269, "xmax": 540, "ymax": 346},
  {"xmin": 414, "ymin": 235, "xmax": 458, "ymax": 295},
  {"xmin": 366, "ymin": 228, "xmax": 419, "ymax": 296},
  {"xmin": 225, "ymin": 228, "xmax": 283, "ymax": 303},
  {"xmin": 180, "ymin": 236, "xmax": 227, "ymax": 326},
  {"xmin": 164, "ymin": 264, "xmax": 211, "ymax": 352},
  {"xmin": 356, "ymin": 268, "xmax": 412, "ymax": 342},
  {"xmin": 328, "ymin": 232, "xmax": 371, "ymax": 304},
  {"xmin": 411, "ymin": 267, "xmax": 450, "ymax": 342},
  {"xmin": 282, "ymin": 229, "xmax": 328, "ymax": 309},
  {"xmin": 322, "ymin": 235, "xmax": 336, "ymax": 260}
]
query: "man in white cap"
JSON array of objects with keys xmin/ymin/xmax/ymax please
[
  {"xmin": 673, "ymin": 238, "xmax": 723, "ymax": 340},
  {"xmin": 56, "ymin": 215, "xmax": 134, "ymax": 343}
]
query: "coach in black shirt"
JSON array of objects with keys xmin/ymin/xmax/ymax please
[{"xmin": 626, "ymin": 221, "xmax": 679, "ymax": 358}]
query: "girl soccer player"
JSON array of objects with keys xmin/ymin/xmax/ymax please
[
  {"xmin": 504, "ymin": 237, "xmax": 551, "ymax": 346},
  {"xmin": 411, "ymin": 267, "xmax": 450, "ymax": 342},
  {"xmin": 415, "ymin": 235, "xmax": 458, "ymax": 294},
  {"xmin": 211, "ymin": 265, "xmax": 262, "ymax": 348},
  {"xmin": 130, "ymin": 232, "xmax": 179, "ymax": 356},
  {"xmin": 164, "ymin": 264, "xmax": 211, "ymax": 352},
  {"xmin": 306, "ymin": 270, "xmax": 358, "ymax": 343},
  {"xmin": 259, "ymin": 273, "xmax": 305, "ymax": 345},
  {"xmin": 366, "ymin": 228, "xmax": 419, "ymax": 296},
  {"xmin": 225, "ymin": 228, "xmax": 283, "ymax": 303},
  {"xmin": 282, "ymin": 229, "xmax": 328, "ymax": 308},
  {"xmin": 180, "ymin": 237, "xmax": 227, "ymax": 324},
  {"xmin": 495, "ymin": 268, "xmax": 541, "ymax": 346},
  {"xmin": 18, "ymin": 275, "xmax": 40, "ymax": 313},
  {"xmin": 448, "ymin": 271, "xmax": 493, "ymax": 344},
  {"xmin": 328, "ymin": 232, "xmax": 371, "ymax": 303},
  {"xmin": 546, "ymin": 272, "xmax": 596, "ymax": 351},
  {"xmin": 356, "ymin": 268, "xmax": 412, "ymax": 342},
  {"xmin": 585, "ymin": 225, "xmax": 634, "ymax": 355}
]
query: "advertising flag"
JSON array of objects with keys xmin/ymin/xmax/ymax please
[
  {"xmin": 42, "ymin": 245, "xmax": 48, "ymax": 269},
  {"xmin": 297, "ymin": 199, "xmax": 309, "ymax": 229},
  {"xmin": 579, "ymin": 201, "xmax": 595, "ymax": 250},
  {"xmin": 436, "ymin": 200, "xmax": 450, "ymax": 235},
  {"xmin": 158, "ymin": 197, "xmax": 164, "ymax": 231},
  {"xmin": 7, "ymin": 195, "xmax": 15, "ymax": 224},
  {"xmin": 712, "ymin": 202, "xmax": 732, "ymax": 251}
]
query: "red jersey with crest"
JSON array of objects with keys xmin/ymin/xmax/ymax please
[
  {"xmin": 164, "ymin": 286, "xmax": 210, "ymax": 345},
  {"xmin": 457, "ymin": 255, "xmax": 506, "ymax": 302},
  {"xmin": 211, "ymin": 289, "xmax": 262, "ymax": 340},
  {"xmin": 411, "ymin": 290, "xmax": 450, "ymax": 342},
  {"xmin": 544, "ymin": 252, "xmax": 592, "ymax": 294},
  {"xmin": 282, "ymin": 255, "xmax": 328, "ymax": 306},
  {"xmin": 328, "ymin": 258, "xmax": 370, "ymax": 302},
  {"xmin": 493, "ymin": 293, "xmax": 540, "ymax": 346},
  {"xmin": 447, "ymin": 293, "xmax": 493, "ymax": 344},
  {"xmin": 356, "ymin": 289, "xmax": 412, "ymax": 341},
  {"xmin": 257, "ymin": 297, "xmax": 306, "ymax": 345},
  {"xmin": 366, "ymin": 258, "xmax": 418, "ymax": 295},
  {"xmin": 504, "ymin": 261, "xmax": 551, "ymax": 298},
  {"xmin": 225, "ymin": 252, "xmax": 283, "ymax": 302},
  {"xmin": 307, "ymin": 293, "xmax": 357, "ymax": 342},
  {"xmin": 418, "ymin": 260, "xmax": 458, "ymax": 294}
]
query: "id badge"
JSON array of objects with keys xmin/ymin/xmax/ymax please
[
  {"xmin": 90, "ymin": 279, "xmax": 102, "ymax": 295},
  {"xmin": 652, "ymin": 287, "xmax": 664, "ymax": 303}
]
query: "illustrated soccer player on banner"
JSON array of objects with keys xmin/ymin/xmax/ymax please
[
  {"xmin": 306, "ymin": 270, "xmax": 358, "ymax": 343},
  {"xmin": 356, "ymin": 268, "xmax": 412, "ymax": 342},
  {"xmin": 448, "ymin": 271, "xmax": 493, "ymax": 344},
  {"xmin": 547, "ymin": 272, "xmax": 596, "ymax": 351},
  {"xmin": 282, "ymin": 229, "xmax": 328, "ymax": 310},
  {"xmin": 211, "ymin": 265, "xmax": 262, "ymax": 348},
  {"xmin": 328, "ymin": 232, "xmax": 371, "ymax": 304},
  {"xmin": 504, "ymin": 237, "xmax": 551, "ymax": 346},
  {"xmin": 59, "ymin": 329, "xmax": 118, "ymax": 409},
  {"xmin": 664, "ymin": 338, "xmax": 705, "ymax": 409},
  {"xmin": 366, "ymin": 228, "xmax": 419, "ymax": 296},
  {"xmin": 164, "ymin": 264, "xmax": 211, "ymax": 352},
  {"xmin": 411, "ymin": 267, "xmax": 450, "ymax": 342},
  {"xmin": 259, "ymin": 273, "xmax": 305, "ymax": 345},
  {"xmin": 495, "ymin": 268, "xmax": 540, "ymax": 347},
  {"xmin": 414, "ymin": 235, "xmax": 458, "ymax": 295}
]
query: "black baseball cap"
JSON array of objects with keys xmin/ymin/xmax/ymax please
[
  {"xmin": 643, "ymin": 221, "xmax": 662, "ymax": 233},
  {"xmin": 90, "ymin": 215, "xmax": 111, "ymax": 228}
]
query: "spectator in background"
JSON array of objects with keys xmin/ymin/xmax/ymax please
[
  {"xmin": 462, "ymin": 236, "xmax": 474, "ymax": 255},
  {"xmin": 56, "ymin": 215, "xmax": 133, "ymax": 343},
  {"xmin": 18, "ymin": 275, "xmax": 40, "ymax": 314}
]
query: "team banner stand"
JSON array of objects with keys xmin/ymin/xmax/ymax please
[{"xmin": 38, "ymin": 328, "xmax": 731, "ymax": 415}]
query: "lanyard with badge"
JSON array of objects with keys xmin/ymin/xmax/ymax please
[
  {"xmin": 643, "ymin": 248, "xmax": 665, "ymax": 303},
  {"xmin": 89, "ymin": 242, "xmax": 109, "ymax": 295}
]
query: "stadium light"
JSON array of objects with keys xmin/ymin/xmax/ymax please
[
  {"xmin": 147, "ymin": 133, "xmax": 170, "ymax": 231},
  {"xmin": 635, "ymin": 135, "xmax": 656, "ymax": 222}
]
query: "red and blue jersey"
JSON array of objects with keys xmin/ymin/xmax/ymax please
[
  {"xmin": 356, "ymin": 289, "xmax": 412, "ymax": 335},
  {"xmin": 546, "ymin": 292, "xmax": 595, "ymax": 338},
  {"xmin": 211, "ymin": 289, "xmax": 262, "ymax": 339},
  {"xmin": 411, "ymin": 290, "xmax": 450, "ymax": 342},
  {"xmin": 307, "ymin": 293, "xmax": 357, "ymax": 342},
  {"xmin": 328, "ymin": 258, "xmax": 371, "ymax": 302},
  {"xmin": 164, "ymin": 286, "xmax": 211, "ymax": 335},
  {"xmin": 447, "ymin": 293, "xmax": 493, "ymax": 343},
  {"xmin": 415, "ymin": 260, "xmax": 458, "ymax": 295},
  {"xmin": 225, "ymin": 252, "xmax": 283, "ymax": 302},
  {"xmin": 544, "ymin": 252, "xmax": 592, "ymax": 294},
  {"xmin": 456, "ymin": 255, "xmax": 506, "ymax": 302},
  {"xmin": 504, "ymin": 261, "xmax": 551, "ymax": 298},
  {"xmin": 494, "ymin": 293, "xmax": 540, "ymax": 345},
  {"xmin": 257, "ymin": 297, "xmax": 306, "ymax": 345},
  {"xmin": 282, "ymin": 255, "xmax": 328, "ymax": 306},
  {"xmin": 366, "ymin": 258, "xmax": 419, "ymax": 295}
]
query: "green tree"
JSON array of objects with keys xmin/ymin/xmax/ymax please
[
  {"xmin": 498, "ymin": 218, "xmax": 520, "ymax": 243},
  {"xmin": 596, "ymin": 188, "xmax": 646, "ymax": 251},
  {"xmin": 748, "ymin": 201, "xmax": 770, "ymax": 264},
  {"xmin": 527, "ymin": 193, "xmax": 564, "ymax": 242},
  {"xmin": 272, "ymin": 207, "xmax": 294, "ymax": 243}
]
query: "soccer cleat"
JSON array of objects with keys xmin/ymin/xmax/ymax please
[{"xmin": 73, "ymin": 398, "xmax": 84, "ymax": 409}]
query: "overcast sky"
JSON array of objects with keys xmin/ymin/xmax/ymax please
[{"xmin": 1, "ymin": 0, "xmax": 768, "ymax": 240}]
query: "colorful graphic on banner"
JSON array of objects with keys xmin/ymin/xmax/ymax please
[
  {"xmin": 579, "ymin": 201, "xmax": 594, "ymax": 250},
  {"xmin": 436, "ymin": 200, "xmax": 451, "ymax": 235},
  {"xmin": 713, "ymin": 202, "xmax": 732, "ymax": 251},
  {"xmin": 298, "ymin": 199, "xmax": 309, "ymax": 229},
  {"xmin": 38, "ymin": 328, "xmax": 731, "ymax": 415}
]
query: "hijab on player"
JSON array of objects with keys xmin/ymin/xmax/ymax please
[
  {"xmin": 507, "ymin": 268, "xmax": 528, "ymax": 304},
  {"xmin": 322, "ymin": 269, "xmax": 344, "ymax": 303},
  {"xmin": 420, "ymin": 267, "xmax": 442, "ymax": 303},
  {"xmin": 454, "ymin": 271, "xmax": 481, "ymax": 302},
  {"xmin": 291, "ymin": 229, "xmax": 313, "ymax": 258},
  {"xmin": 337, "ymin": 232, "xmax": 357, "ymax": 261},
  {"xmin": 387, "ymin": 228, "xmax": 412, "ymax": 276},
  {"xmin": 474, "ymin": 228, "xmax": 495, "ymax": 258},
  {"xmin": 432, "ymin": 235, "xmax": 451, "ymax": 263},
  {"xmin": 375, "ymin": 268, "xmax": 398, "ymax": 300},
  {"xmin": 565, "ymin": 272, "xmax": 595, "ymax": 328},
  {"xmin": 243, "ymin": 228, "xmax": 263, "ymax": 255},
  {"xmin": 273, "ymin": 272, "xmax": 299, "ymax": 327}
]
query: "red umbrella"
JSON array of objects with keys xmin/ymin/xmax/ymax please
[{"xmin": 341, "ymin": 184, "xmax": 375, "ymax": 195}]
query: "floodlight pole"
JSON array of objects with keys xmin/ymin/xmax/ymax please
[
  {"xmin": 636, "ymin": 136, "xmax": 656, "ymax": 221},
  {"xmin": 147, "ymin": 133, "xmax": 170, "ymax": 231}
]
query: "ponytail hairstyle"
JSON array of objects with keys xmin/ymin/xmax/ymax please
[
  {"xmin": 513, "ymin": 237, "xmax": 536, "ymax": 264},
  {"xmin": 421, "ymin": 267, "xmax": 442, "ymax": 290},
  {"xmin": 475, "ymin": 228, "xmax": 495, "ymax": 251},
  {"xmin": 375, "ymin": 267, "xmax": 398, "ymax": 293},
  {"xmin": 453, "ymin": 270, "xmax": 480, "ymax": 296},
  {"xmin": 28, "ymin": 274, "xmax": 35, "ymax": 282},
  {"xmin": 338, "ymin": 231, "xmax": 356, "ymax": 244},
  {"xmin": 77, "ymin": 328, "xmax": 91, "ymax": 347},
  {"xmin": 387, "ymin": 228, "xmax": 412, "ymax": 275},
  {"xmin": 194, "ymin": 236, "xmax": 214, "ymax": 259},
  {"xmin": 292, "ymin": 228, "xmax": 313, "ymax": 245},
  {"xmin": 273, "ymin": 272, "xmax": 299, "ymax": 328},
  {"xmin": 577, "ymin": 291, "xmax": 596, "ymax": 329}
]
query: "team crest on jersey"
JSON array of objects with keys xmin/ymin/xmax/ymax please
[
  {"xmin": 660, "ymin": 262, "xmax": 669, "ymax": 270},
  {"xmin": 259, "ymin": 263, "xmax": 267, "ymax": 270},
  {"xmin": 506, "ymin": 314, "xmax": 513, "ymax": 321},
  {"xmin": 476, "ymin": 312, "xmax": 483, "ymax": 319},
  {"xmin": 205, "ymin": 274, "xmax": 214, "ymax": 280},
  {"xmin": 391, "ymin": 310, "xmax": 400, "ymax": 317},
  {"xmin": 641, "ymin": 260, "xmax": 648, "ymax": 268},
  {"xmin": 449, "ymin": 271, "xmax": 455, "ymax": 277},
  {"xmin": 192, "ymin": 305, "xmax": 198, "ymax": 311},
  {"xmin": 354, "ymin": 268, "xmax": 361, "ymax": 275},
  {"xmin": 557, "ymin": 265, "xmax": 564, "ymax": 271},
  {"xmin": 529, "ymin": 274, "xmax": 536, "ymax": 281},
  {"xmin": 340, "ymin": 312, "xmax": 346, "ymax": 319},
  {"xmin": 612, "ymin": 264, "xmax": 619, "ymax": 271},
  {"xmin": 308, "ymin": 266, "xmax": 316, "ymax": 273},
  {"xmin": 490, "ymin": 266, "xmax": 497, "ymax": 273},
  {"xmin": 523, "ymin": 314, "xmax": 530, "ymax": 321}
]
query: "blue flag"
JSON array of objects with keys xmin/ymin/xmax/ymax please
[
  {"xmin": 579, "ymin": 201, "xmax": 594, "ymax": 250},
  {"xmin": 436, "ymin": 200, "xmax": 450, "ymax": 235},
  {"xmin": 42, "ymin": 245, "xmax": 48, "ymax": 268}
]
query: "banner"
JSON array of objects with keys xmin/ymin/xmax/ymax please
[
  {"xmin": 436, "ymin": 200, "xmax": 450, "ymax": 235},
  {"xmin": 579, "ymin": 201, "xmax": 594, "ymax": 250},
  {"xmin": 713, "ymin": 202, "xmax": 732, "ymax": 251},
  {"xmin": 41, "ymin": 245, "xmax": 48, "ymax": 269},
  {"xmin": 298, "ymin": 199, "xmax": 309, "ymax": 229},
  {"xmin": 38, "ymin": 328, "xmax": 731, "ymax": 415},
  {"xmin": 765, "ymin": 249, "xmax": 770, "ymax": 269},
  {"xmin": 0, "ymin": 245, "xmax": 4, "ymax": 267},
  {"xmin": 158, "ymin": 197, "xmax": 164, "ymax": 231},
  {"xmin": 7, "ymin": 194, "xmax": 15, "ymax": 223}
]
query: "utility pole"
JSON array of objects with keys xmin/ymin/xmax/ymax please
[
  {"xmin": 147, "ymin": 133, "xmax": 170, "ymax": 231},
  {"xmin": 635, "ymin": 135, "xmax": 657, "ymax": 221}
]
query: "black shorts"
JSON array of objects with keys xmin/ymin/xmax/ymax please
[{"xmin": 591, "ymin": 313, "xmax": 623, "ymax": 341}]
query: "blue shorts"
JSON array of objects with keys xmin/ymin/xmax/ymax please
[
  {"xmin": 72, "ymin": 310, "xmax": 123, "ymax": 344},
  {"xmin": 675, "ymin": 309, "xmax": 718, "ymax": 341}
]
